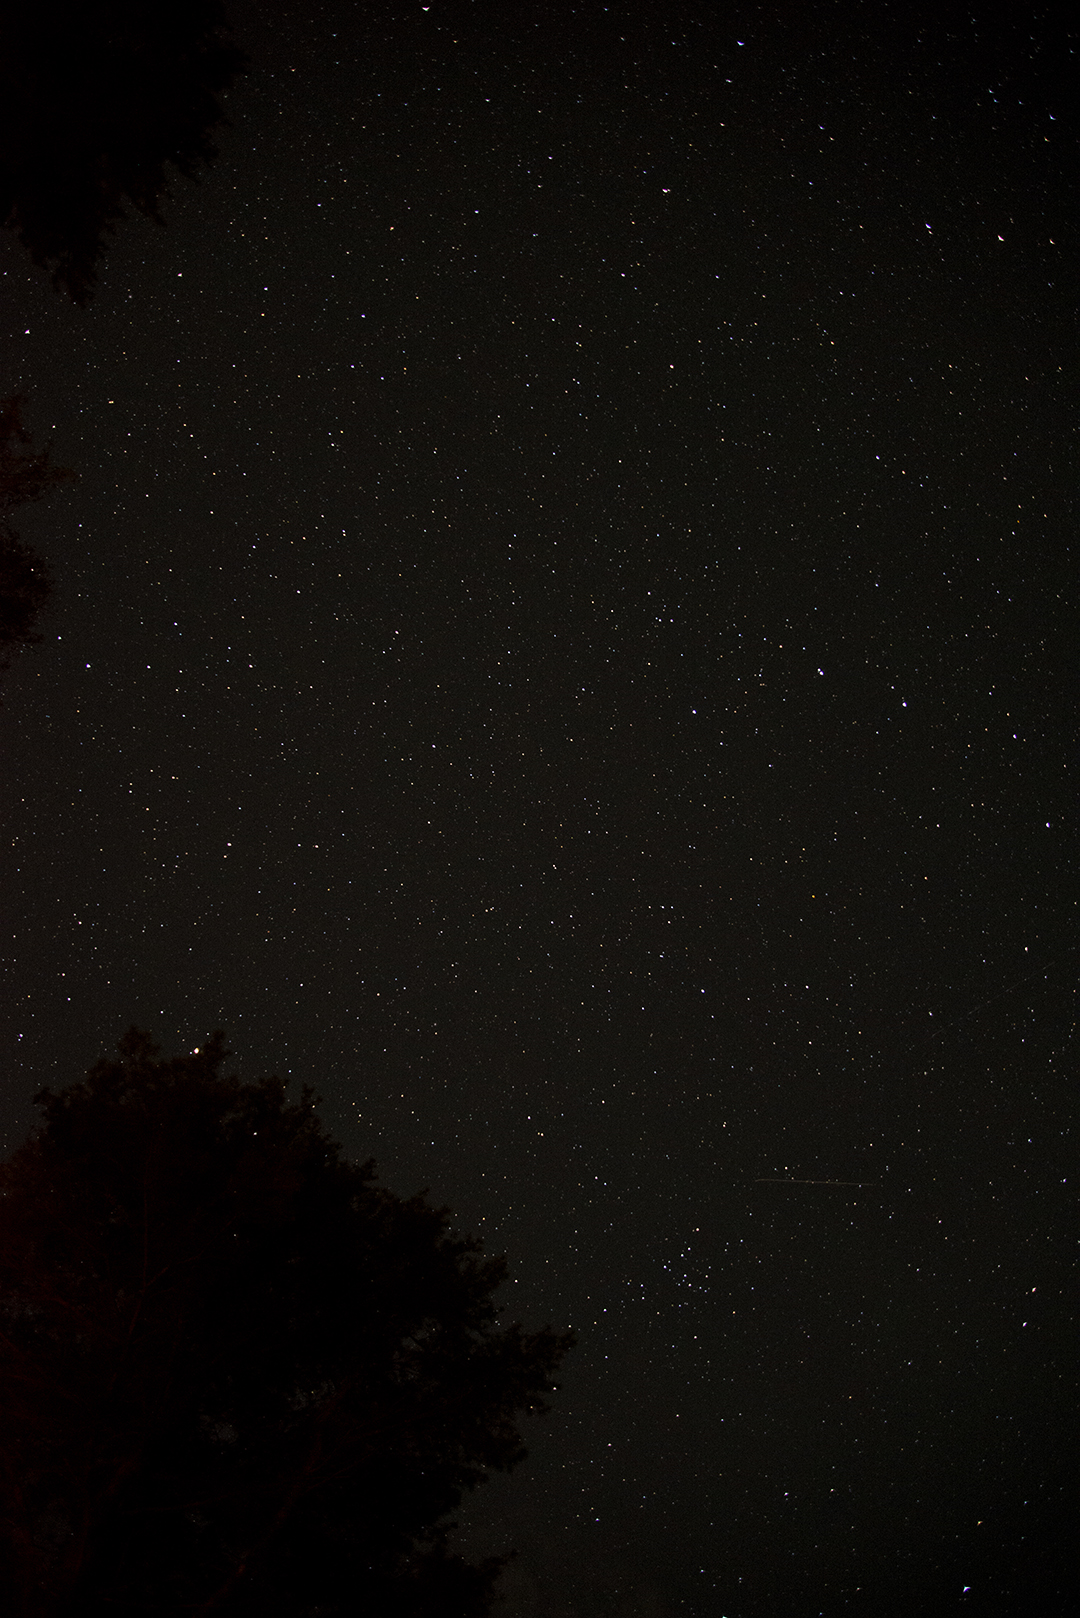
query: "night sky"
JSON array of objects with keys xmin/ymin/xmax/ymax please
[{"xmin": 1, "ymin": 3, "xmax": 1076, "ymax": 1614}]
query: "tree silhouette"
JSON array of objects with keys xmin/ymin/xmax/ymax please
[
  {"xmin": 0, "ymin": 395, "xmax": 72, "ymax": 680},
  {"xmin": 0, "ymin": 1029, "xmax": 573, "ymax": 1617},
  {"xmin": 0, "ymin": 0, "xmax": 245, "ymax": 302}
]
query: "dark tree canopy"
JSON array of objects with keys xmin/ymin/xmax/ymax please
[
  {"xmin": 0, "ymin": 0, "xmax": 246, "ymax": 301},
  {"xmin": 0, "ymin": 1030, "xmax": 572, "ymax": 1617},
  {"xmin": 0, "ymin": 395, "xmax": 71, "ymax": 677}
]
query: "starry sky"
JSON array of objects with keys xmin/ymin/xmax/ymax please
[{"xmin": 0, "ymin": 3, "xmax": 1075, "ymax": 1614}]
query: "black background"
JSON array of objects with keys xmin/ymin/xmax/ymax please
[{"xmin": 1, "ymin": 4, "xmax": 1075, "ymax": 1613}]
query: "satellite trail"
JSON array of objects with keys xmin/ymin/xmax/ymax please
[{"xmin": 754, "ymin": 1178, "xmax": 877, "ymax": 1187}]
